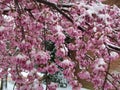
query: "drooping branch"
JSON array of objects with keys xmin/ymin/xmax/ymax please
[
  {"xmin": 36, "ymin": 0, "xmax": 86, "ymax": 32},
  {"xmin": 106, "ymin": 78, "xmax": 118, "ymax": 90},
  {"xmin": 105, "ymin": 43, "xmax": 120, "ymax": 52},
  {"xmin": 57, "ymin": 3, "xmax": 73, "ymax": 7},
  {"xmin": 36, "ymin": 0, "xmax": 73, "ymax": 23},
  {"xmin": 102, "ymin": 58, "xmax": 111, "ymax": 90}
]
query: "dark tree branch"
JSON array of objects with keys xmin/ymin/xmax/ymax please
[
  {"xmin": 0, "ymin": 78, "xmax": 3, "ymax": 90},
  {"xmin": 36, "ymin": 0, "xmax": 85, "ymax": 31},
  {"xmin": 105, "ymin": 43, "xmax": 120, "ymax": 52},
  {"xmin": 57, "ymin": 3, "xmax": 74, "ymax": 7},
  {"xmin": 24, "ymin": 8, "xmax": 36, "ymax": 19},
  {"xmin": 106, "ymin": 72, "xmax": 120, "ymax": 84},
  {"xmin": 107, "ymin": 78, "xmax": 118, "ymax": 90},
  {"xmin": 77, "ymin": 26, "xmax": 86, "ymax": 32},
  {"xmin": 13, "ymin": 82, "xmax": 16, "ymax": 90},
  {"xmin": 36, "ymin": 0, "xmax": 73, "ymax": 23},
  {"xmin": 1, "ymin": 0, "xmax": 85, "ymax": 31},
  {"xmin": 102, "ymin": 59, "xmax": 111, "ymax": 90},
  {"xmin": 14, "ymin": 0, "xmax": 21, "ymax": 14}
]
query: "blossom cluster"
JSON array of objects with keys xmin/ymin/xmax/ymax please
[{"xmin": 0, "ymin": 0, "xmax": 120, "ymax": 90}]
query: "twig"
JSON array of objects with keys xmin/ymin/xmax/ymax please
[
  {"xmin": 102, "ymin": 49, "xmax": 111, "ymax": 90},
  {"xmin": 24, "ymin": 7, "xmax": 36, "ymax": 19},
  {"xmin": 107, "ymin": 78, "xmax": 117, "ymax": 90},
  {"xmin": 13, "ymin": 82, "xmax": 16, "ymax": 90},
  {"xmin": 102, "ymin": 60, "xmax": 110, "ymax": 90}
]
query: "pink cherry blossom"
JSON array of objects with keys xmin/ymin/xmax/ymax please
[
  {"xmin": 0, "ymin": 0, "xmax": 120, "ymax": 90},
  {"xmin": 47, "ymin": 64, "xmax": 58, "ymax": 74}
]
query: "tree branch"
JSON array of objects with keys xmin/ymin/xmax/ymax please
[
  {"xmin": 102, "ymin": 59, "xmax": 111, "ymax": 90},
  {"xmin": 36, "ymin": 0, "xmax": 73, "ymax": 23},
  {"xmin": 105, "ymin": 42, "xmax": 120, "ymax": 52}
]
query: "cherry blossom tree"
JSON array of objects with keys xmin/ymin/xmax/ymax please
[{"xmin": 0, "ymin": 0, "xmax": 120, "ymax": 90}]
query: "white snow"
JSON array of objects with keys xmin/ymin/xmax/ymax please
[
  {"xmin": 3, "ymin": 15, "xmax": 14, "ymax": 22},
  {"xmin": 101, "ymin": 44, "xmax": 106, "ymax": 49},
  {"xmin": 0, "ymin": 26, "xmax": 5, "ymax": 32},
  {"xmin": 98, "ymin": 58, "xmax": 106, "ymax": 65},
  {"xmin": 93, "ymin": 27, "xmax": 97, "ymax": 32},
  {"xmin": 110, "ymin": 51, "xmax": 119, "ymax": 59},
  {"xmin": 94, "ymin": 58, "xmax": 106, "ymax": 71},
  {"xmin": 16, "ymin": 54, "xmax": 26, "ymax": 59},
  {"xmin": 55, "ymin": 25, "xmax": 63, "ymax": 32},
  {"xmin": 43, "ymin": 84, "xmax": 90, "ymax": 90},
  {"xmin": 21, "ymin": 72, "xmax": 29, "ymax": 77},
  {"xmin": 62, "ymin": 59, "xmax": 71, "ymax": 65},
  {"xmin": 2, "ymin": 82, "xmax": 89, "ymax": 90},
  {"xmin": 2, "ymin": 73, "xmax": 89, "ymax": 90},
  {"xmin": 79, "ymin": 1, "xmax": 105, "ymax": 16},
  {"xmin": 26, "ymin": 60, "xmax": 31, "ymax": 65}
]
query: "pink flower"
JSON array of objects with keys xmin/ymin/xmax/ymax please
[
  {"xmin": 69, "ymin": 80, "xmax": 82, "ymax": 90},
  {"xmin": 48, "ymin": 83, "xmax": 58, "ymax": 90},
  {"xmin": 0, "ymin": 0, "xmax": 120, "ymax": 89},
  {"xmin": 47, "ymin": 64, "xmax": 58, "ymax": 74},
  {"xmin": 93, "ymin": 58, "xmax": 107, "ymax": 72},
  {"xmin": 63, "ymin": 68, "xmax": 73, "ymax": 80},
  {"xmin": 56, "ymin": 46, "xmax": 68, "ymax": 57},
  {"xmin": 34, "ymin": 51, "xmax": 50, "ymax": 64},
  {"xmin": 78, "ymin": 71, "xmax": 90, "ymax": 80},
  {"xmin": 67, "ymin": 43, "xmax": 76, "ymax": 50},
  {"xmin": 59, "ymin": 58, "xmax": 74, "ymax": 69}
]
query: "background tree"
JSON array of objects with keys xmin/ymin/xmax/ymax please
[
  {"xmin": 0, "ymin": 0, "xmax": 120, "ymax": 90},
  {"xmin": 103, "ymin": 0, "xmax": 120, "ymax": 7}
]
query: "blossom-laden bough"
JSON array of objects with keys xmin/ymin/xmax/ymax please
[{"xmin": 0, "ymin": 0, "xmax": 120, "ymax": 90}]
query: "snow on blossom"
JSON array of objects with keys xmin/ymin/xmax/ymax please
[
  {"xmin": 12, "ymin": 54, "xmax": 28, "ymax": 66},
  {"xmin": 55, "ymin": 31, "xmax": 66, "ymax": 45},
  {"xmin": 21, "ymin": 72, "xmax": 29, "ymax": 77},
  {"xmin": 0, "ymin": 0, "xmax": 120, "ymax": 90},
  {"xmin": 0, "ymin": 26, "xmax": 4, "ymax": 32},
  {"xmin": 3, "ymin": 15, "xmax": 14, "ymax": 22},
  {"xmin": 26, "ymin": 60, "xmax": 31, "ymax": 65},
  {"xmin": 59, "ymin": 58, "xmax": 74, "ymax": 69},
  {"xmin": 55, "ymin": 25, "xmax": 63, "ymax": 32},
  {"xmin": 16, "ymin": 54, "xmax": 27, "ymax": 60},
  {"xmin": 79, "ymin": 1, "xmax": 105, "ymax": 17},
  {"xmin": 77, "ymin": 71, "xmax": 90, "ymax": 80},
  {"xmin": 66, "ymin": 27, "xmax": 79, "ymax": 37},
  {"xmin": 100, "ymin": 44, "xmax": 106, "ymax": 49},
  {"xmin": 56, "ymin": 45, "xmax": 68, "ymax": 57},
  {"xmin": 110, "ymin": 51, "xmax": 119, "ymax": 60},
  {"xmin": 93, "ymin": 58, "xmax": 107, "ymax": 72},
  {"xmin": 49, "ymin": 0, "xmax": 58, "ymax": 3},
  {"xmin": 33, "ymin": 79, "xmax": 44, "ymax": 90}
]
